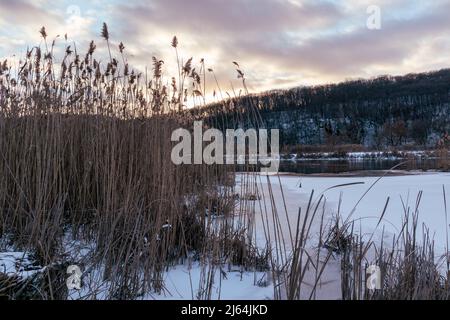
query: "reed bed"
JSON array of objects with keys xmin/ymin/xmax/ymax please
[{"xmin": 0, "ymin": 24, "xmax": 264, "ymax": 299}]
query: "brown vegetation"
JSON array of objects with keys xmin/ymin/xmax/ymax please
[{"xmin": 1, "ymin": 24, "xmax": 449, "ymax": 301}]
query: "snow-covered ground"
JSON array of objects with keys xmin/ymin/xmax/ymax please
[
  {"xmin": 2, "ymin": 171, "xmax": 449, "ymax": 300},
  {"xmin": 256, "ymin": 172, "xmax": 450, "ymax": 254},
  {"xmin": 145, "ymin": 263, "xmax": 273, "ymax": 300},
  {"xmin": 0, "ymin": 251, "xmax": 43, "ymax": 278},
  {"xmin": 235, "ymin": 171, "xmax": 450, "ymax": 299},
  {"xmin": 156, "ymin": 172, "xmax": 450, "ymax": 300}
]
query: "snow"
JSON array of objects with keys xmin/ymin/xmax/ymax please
[
  {"xmin": 243, "ymin": 171, "xmax": 450, "ymax": 299},
  {"xmin": 146, "ymin": 263, "xmax": 273, "ymax": 300},
  {"xmin": 0, "ymin": 251, "xmax": 43, "ymax": 279},
  {"xmin": 2, "ymin": 171, "xmax": 449, "ymax": 300},
  {"xmin": 257, "ymin": 172, "xmax": 450, "ymax": 254},
  {"xmin": 62, "ymin": 229, "xmax": 274, "ymax": 300}
]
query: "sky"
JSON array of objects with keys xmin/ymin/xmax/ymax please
[{"xmin": 0, "ymin": 0, "xmax": 449, "ymax": 97}]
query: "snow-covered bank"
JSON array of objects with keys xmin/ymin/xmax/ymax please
[
  {"xmin": 3, "ymin": 172, "xmax": 449, "ymax": 300},
  {"xmin": 281, "ymin": 150, "xmax": 447, "ymax": 161}
]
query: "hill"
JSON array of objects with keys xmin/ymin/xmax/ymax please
[{"xmin": 196, "ymin": 69, "xmax": 450, "ymax": 150}]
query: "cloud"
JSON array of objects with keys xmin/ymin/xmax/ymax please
[
  {"xmin": 117, "ymin": 0, "xmax": 343, "ymax": 35},
  {"xmin": 0, "ymin": 0, "xmax": 449, "ymax": 95}
]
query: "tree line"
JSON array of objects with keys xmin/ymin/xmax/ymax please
[{"xmin": 191, "ymin": 69, "xmax": 450, "ymax": 149}]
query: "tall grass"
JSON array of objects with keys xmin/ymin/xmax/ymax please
[{"xmin": 0, "ymin": 24, "xmax": 264, "ymax": 299}]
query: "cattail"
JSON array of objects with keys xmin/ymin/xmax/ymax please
[
  {"xmin": 152, "ymin": 56, "xmax": 164, "ymax": 79},
  {"xmin": 101, "ymin": 23, "xmax": 113, "ymax": 63},
  {"xmin": 183, "ymin": 57, "xmax": 193, "ymax": 75},
  {"xmin": 101, "ymin": 22, "xmax": 109, "ymax": 41},
  {"xmin": 190, "ymin": 69, "xmax": 200, "ymax": 85},
  {"xmin": 39, "ymin": 26, "xmax": 47, "ymax": 39},
  {"xmin": 88, "ymin": 41, "xmax": 96, "ymax": 55},
  {"xmin": 119, "ymin": 42, "xmax": 125, "ymax": 53},
  {"xmin": 171, "ymin": 36, "xmax": 178, "ymax": 48}
]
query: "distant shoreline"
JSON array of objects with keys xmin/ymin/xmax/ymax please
[
  {"xmin": 270, "ymin": 169, "xmax": 445, "ymax": 177},
  {"xmin": 280, "ymin": 149, "xmax": 448, "ymax": 161}
]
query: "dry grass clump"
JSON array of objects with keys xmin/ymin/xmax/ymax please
[
  {"xmin": 0, "ymin": 24, "xmax": 264, "ymax": 299},
  {"xmin": 334, "ymin": 190, "xmax": 450, "ymax": 300}
]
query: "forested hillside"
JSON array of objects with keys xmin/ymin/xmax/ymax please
[{"xmin": 196, "ymin": 69, "xmax": 450, "ymax": 149}]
